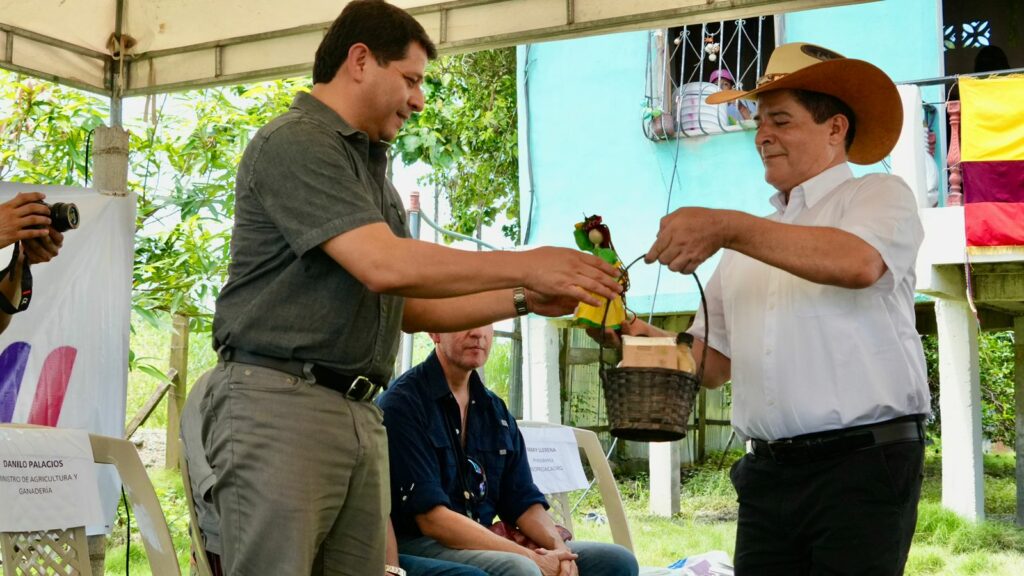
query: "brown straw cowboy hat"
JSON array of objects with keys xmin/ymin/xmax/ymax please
[{"xmin": 706, "ymin": 42, "xmax": 902, "ymax": 165}]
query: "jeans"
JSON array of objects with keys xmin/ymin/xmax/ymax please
[
  {"xmin": 399, "ymin": 537, "xmax": 639, "ymax": 576},
  {"xmin": 401, "ymin": 554, "xmax": 487, "ymax": 576}
]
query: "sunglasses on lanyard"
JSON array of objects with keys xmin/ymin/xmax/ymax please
[{"xmin": 463, "ymin": 456, "xmax": 487, "ymax": 504}]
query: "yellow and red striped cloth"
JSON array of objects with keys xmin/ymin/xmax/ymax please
[{"xmin": 960, "ymin": 76, "xmax": 1024, "ymax": 254}]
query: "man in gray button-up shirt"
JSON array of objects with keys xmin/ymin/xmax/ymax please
[{"xmin": 195, "ymin": 2, "xmax": 622, "ymax": 575}]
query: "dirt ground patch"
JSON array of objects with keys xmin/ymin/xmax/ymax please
[{"xmin": 129, "ymin": 428, "xmax": 168, "ymax": 469}]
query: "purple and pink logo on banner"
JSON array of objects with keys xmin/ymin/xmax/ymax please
[{"xmin": 0, "ymin": 342, "xmax": 77, "ymax": 426}]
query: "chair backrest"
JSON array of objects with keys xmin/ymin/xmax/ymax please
[
  {"xmin": 517, "ymin": 421, "xmax": 634, "ymax": 552},
  {"xmin": 0, "ymin": 424, "xmax": 181, "ymax": 576},
  {"xmin": 179, "ymin": 438, "xmax": 214, "ymax": 576}
]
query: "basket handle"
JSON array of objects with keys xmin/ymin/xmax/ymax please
[{"xmin": 597, "ymin": 256, "xmax": 709, "ymax": 388}]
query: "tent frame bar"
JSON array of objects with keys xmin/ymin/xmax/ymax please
[
  {"xmin": 2, "ymin": 0, "xmax": 870, "ymax": 98},
  {"xmin": 0, "ymin": 22, "xmax": 110, "ymax": 61}
]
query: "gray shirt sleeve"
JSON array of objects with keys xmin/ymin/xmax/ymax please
[{"xmin": 249, "ymin": 120, "xmax": 386, "ymax": 256}]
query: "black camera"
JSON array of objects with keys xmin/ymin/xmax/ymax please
[{"xmin": 37, "ymin": 201, "xmax": 80, "ymax": 232}]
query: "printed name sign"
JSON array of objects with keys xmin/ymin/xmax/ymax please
[
  {"xmin": 519, "ymin": 426, "xmax": 588, "ymax": 495},
  {"xmin": 0, "ymin": 428, "xmax": 103, "ymax": 532}
]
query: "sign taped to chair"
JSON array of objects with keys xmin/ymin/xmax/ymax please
[
  {"xmin": 0, "ymin": 427, "xmax": 103, "ymax": 532},
  {"xmin": 520, "ymin": 426, "xmax": 588, "ymax": 494}
]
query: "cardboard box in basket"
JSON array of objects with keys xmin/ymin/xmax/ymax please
[{"xmin": 620, "ymin": 336, "xmax": 677, "ymax": 369}]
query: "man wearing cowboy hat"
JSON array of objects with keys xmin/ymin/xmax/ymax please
[{"xmin": 634, "ymin": 43, "xmax": 929, "ymax": 574}]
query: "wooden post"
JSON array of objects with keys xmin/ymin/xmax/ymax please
[
  {"xmin": 1015, "ymin": 316, "xmax": 1024, "ymax": 527},
  {"xmin": 165, "ymin": 314, "xmax": 189, "ymax": 470},
  {"xmin": 946, "ymin": 100, "xmax": 963, "ymax": 206}
]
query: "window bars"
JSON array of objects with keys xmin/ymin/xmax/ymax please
[{"xmin": 644, "ymin": 17, "xmax": 774, "ymax": 140}]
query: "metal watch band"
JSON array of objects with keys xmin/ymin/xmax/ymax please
[
  {"xmin": 512, "ymin": 286, "xmax": 529, "ymax": 316},
  {"xmin": 384, "ymin": 564, "xmax": 407, "ymax": 576}
]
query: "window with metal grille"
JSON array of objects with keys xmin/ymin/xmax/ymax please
[{"xmin": 645, "ymin": 17, "xmax": 777, "ymax": 140}]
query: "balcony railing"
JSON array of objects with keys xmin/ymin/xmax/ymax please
[{"xmin": 900, "ymin": 66, "xmax": 1024, "ymax": 208}]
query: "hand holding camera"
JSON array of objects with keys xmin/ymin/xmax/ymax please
[
  {"xmin": 0, "ymin": 192, "xmax": 76, "ymax": 264},
  {"xmin": 0, "ymin": 192, "xmax": 54, "ymax": 248},
  {"xmin": 0, "ymin": 192, "xmax": 78, "ymax": 320}
]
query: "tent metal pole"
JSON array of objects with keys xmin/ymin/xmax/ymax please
[{"xmin": 109, "ymin": 0, "xmax": 126, "ymax": 127}]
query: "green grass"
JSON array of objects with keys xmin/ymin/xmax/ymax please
[{"xmin": 104, "ymin": 469, "xmax": 193, "ymax": 574}]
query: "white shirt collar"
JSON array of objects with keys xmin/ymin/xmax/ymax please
[{"xmin": 768, "ymin": 163, "xmax": 854, "ymax": 212}]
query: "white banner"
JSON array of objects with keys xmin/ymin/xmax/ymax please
[
  {"xmin": 520, "ymin": 426, "xmax": 589, "ymax": 495},
  {"xmin": 0, "ymin": 427, "xmax": 103, "ymax": 532},
  {"xmin": 0, "ymin": 182, "xmax": 135, "ymax": 533}
]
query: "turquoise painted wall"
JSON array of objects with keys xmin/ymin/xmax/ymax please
[{"xmin": 519, "ymin": 0, "xmax": 942, "ymax": 313}]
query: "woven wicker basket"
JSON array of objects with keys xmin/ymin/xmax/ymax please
[
  {"xmin": 588, "ymin": 257, "xmax": 709, "ymax": 443},
  {"xmin": 601, "ymin": 366, "xmax": 700, "ymax": 442}
]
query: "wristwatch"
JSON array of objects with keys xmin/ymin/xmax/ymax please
[
  {"xmin": 385, "ymin": 564, "xmax": 407, "ymax": 576},
  {"xmin": 512, "ymin": 286, "xmax": 529, "ymax": 316}
]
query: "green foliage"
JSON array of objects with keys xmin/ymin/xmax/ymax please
[
  {"xmin": 396, "ymin": 48, "xmax": 520, "ymax": 243},
  {"xmin": 0, "ymin": 71, "xmax": 306, "ymax": 385},
  {"xmin": 922, "ymin": 330, "xmax": 1017, "ymax": 445},
  {"xmin": 484, "ymin": 339, "xmax": 513, "ymax": 402},
  {"xmin": 126, "ymin": 314, "xmax": 218, "ymax": 430},
  {"xmin": 0, "ymin": 77, "xmax": 107, "ymax": 183},
  {"xmin": 128, "ymin": 79, "xmax": 308, "ymax": 331}
]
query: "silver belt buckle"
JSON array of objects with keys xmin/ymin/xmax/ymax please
[{"xmin": 344, "ymin": 375, "xmax": 377, "ymax": 401}]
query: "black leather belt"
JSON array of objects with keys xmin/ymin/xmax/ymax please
[
  {"xmin": 219, "ymin": 347, "xmax": 384, "ymax": 402},
  {"xmin": 747, "ymin": 415, "xmax": 925, "ymax": 464}
]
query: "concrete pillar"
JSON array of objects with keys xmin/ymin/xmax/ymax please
[
  {"xmin": 521, "ymin": 316, "xmax": 560, "ymax": 423},
  {"xmin": 935, "ymin": 298, "xmax": 984, "ymax": 521},
  {"xmin": 1014, "ymin": 316, "xmax": 1023, "ymax": 527},
  {"xmin": 649, "ymin": 441, "xmax": 680, "ymax": 516},
  {"xmin": 891, "ymin": 84, "xmax": 928, "ymax": 208},
  {"xmin": 91, "ymin": 126, "xmax": 130, "ymax": 197}
]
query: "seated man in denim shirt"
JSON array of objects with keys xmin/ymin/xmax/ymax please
[{"xmin": 378, "ymin": 325, "xmax": 639, "ymax": 576}]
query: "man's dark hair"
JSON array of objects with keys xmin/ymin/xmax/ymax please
[
  {"xmin": 791, "ymin": 89, "xmax": 857, "ymax": 153},
  {"xmin": 313, "ymin": 0, "xmax": 438, "ymax": 84}
]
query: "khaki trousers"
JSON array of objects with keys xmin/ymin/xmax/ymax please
[{"xmin": 198, "ymin": 361, "xmax": 389, "ymax": 575}]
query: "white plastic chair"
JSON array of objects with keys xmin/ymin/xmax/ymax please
[
  {"xmin": 517, "ymin": 421, "xmax": 634, "ymax": 552},
  {"xmin": 0, "ymin": 424, "xmax": 181, "ymax": 576}
]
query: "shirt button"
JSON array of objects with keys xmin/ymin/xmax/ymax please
[{"xmin": 765, "ymin": 348, "xmax": 773, "ymax": 356}]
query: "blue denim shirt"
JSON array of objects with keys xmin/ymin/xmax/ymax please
[{"xmin": 377, "ymin": 351, "xmax": 547, "ymax": 540}]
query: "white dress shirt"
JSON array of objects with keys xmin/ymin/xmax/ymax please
[{"xmin": 689, "ymin": 163, "xmax": 930, "ymax": 441}]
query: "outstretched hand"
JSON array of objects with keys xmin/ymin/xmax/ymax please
[
  {"xmin": 645, "ymin": 207, "xmax": 732, "ymax": 274},
  {"xmin": 524, "ymin": 289, "xmax": 578, "ymax": 318},
  {"xmin": 522, "ymin": 247, "xmax": 622, "ymax": 307}
]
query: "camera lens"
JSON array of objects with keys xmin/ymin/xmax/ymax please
[{"xmin": 48, "ymin": 202, "xmax": 80, "ymax": 232}]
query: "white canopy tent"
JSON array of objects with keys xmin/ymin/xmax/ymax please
[{"xmin": 1, "ymin": 0, "xmax": 867, "ymax": 123}]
